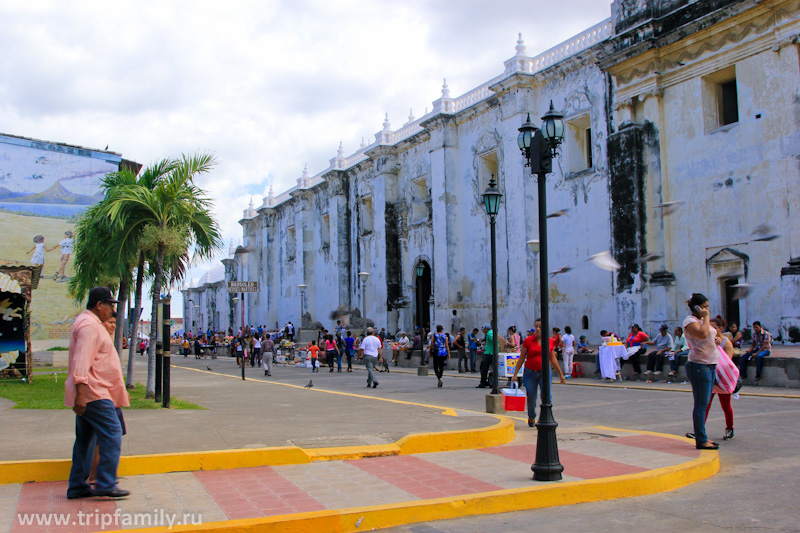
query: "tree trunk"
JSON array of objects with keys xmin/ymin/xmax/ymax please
[
  {"xmin": 126, "ymin": 253, "xmax": 145, "ymax": 389},
  {"xmin": 146, "ymin": 244, "xmax": 166, "ymax": 398},
  {"xmin": 115, "ymin": 279, "xmax": 129, "ymax": 361}
]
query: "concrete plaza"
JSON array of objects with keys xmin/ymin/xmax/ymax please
[{"xmin": 1, "ymin": 354, "xmax": 797, "ymax": 531}]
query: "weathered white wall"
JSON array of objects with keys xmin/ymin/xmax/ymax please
[{"xmin": 184, "ymin": 0, "xmax": 800, "ymax": 345}]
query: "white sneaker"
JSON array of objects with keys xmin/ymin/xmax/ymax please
[{"xmin": 644, "ymin": 370, "xmax": 653, "ymax": 375}]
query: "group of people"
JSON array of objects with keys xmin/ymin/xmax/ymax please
[{"xmin": 598, "ymin": 316, "xmax": 768, "ymax": 385}]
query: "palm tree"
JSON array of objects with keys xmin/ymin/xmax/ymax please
[
  {"xmin": 106, "ymin": 153, "xmax": 222, "ymax": 397},
  {"xmin": 105, "ymin": 160, "xmax": 177, "ymax": 389}
]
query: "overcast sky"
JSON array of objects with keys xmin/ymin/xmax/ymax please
[{"xmin": 1, "ymin": 0, "xmax": 612, "ymax": 319}]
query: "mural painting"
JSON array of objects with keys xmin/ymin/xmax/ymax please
[{"xmin": 0, "ymin": 134, "xmax": 126, "ymax": 340}]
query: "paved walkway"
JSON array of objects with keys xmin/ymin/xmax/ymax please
[
  {"xmin": 1, "ymin": 357, "xmax": 718, "ymax": 532},
  {"xmin": 2, "ymin": 424, "xmax": 712, "ymax": 532}
]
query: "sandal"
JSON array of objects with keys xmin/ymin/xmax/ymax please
[
  {"xmin": 685, "ymin": 432, "xmax": 695, "ymax": 439},
  {"xmin": 696, "ymin": 441, "xmax": 719, "ymax": 450}
]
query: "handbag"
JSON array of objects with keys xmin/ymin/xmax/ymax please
[{"xmin": 713, "ymin": 345, "xmax": 740, "ymax": 395}]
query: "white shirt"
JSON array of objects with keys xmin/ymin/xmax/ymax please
[
  {"xmin": 562, "ymin": 333, "xmax": 575, "ymax": 350},
  {"xmin": 59, "ymin": 237, "xmax": 74, "ymax": 254},
  {"xmin": 254, "ymin": 338, "xmax": 261, "ymax": 349},
  {"xmin": 360, "ymin": 335, "xmax": 382, "ymax": 357}
]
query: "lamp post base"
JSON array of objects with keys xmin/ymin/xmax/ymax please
[
  {"xmin": 485, "ymin": 393, "xmax": 503, "ymax": 414},
  {"xmin": 531, "ymin": 403, "xmax": 563, "ymax": 481}
]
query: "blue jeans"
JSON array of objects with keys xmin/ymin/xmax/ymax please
[
  {"xmin": 67, "ymin": 399, "xmax": 122, "ymax": 497},
  {"xmin": 739, "ymin": 349, "xmax": 770, "ymax": 379},
  {"xmin": 522, "ymin": 367, "xmax": 551, "ymax": 420},
  {"xmin": 670, "ymin": 350, "xmax": 688, "ymax": 373},
  {"xmin": 685, "ymin": 361, "xmax": 716, "ymax": 445},
  {"xmin": 365, "ymin": 355, "xmax": 378, "ymax": 385},
  {"xmin": 469, "ymin": 349, "xmax": 477, "ymax": 372}
]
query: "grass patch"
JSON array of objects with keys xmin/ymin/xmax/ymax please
[
  {"xmin": 0, "ymin": 375, "xmax": 205, "ymax": 410},
  {"xmin": 49, "ymin": 347, "xmax": 69, "ymax": 351},
  {"xmin": 33, "ymin": 367, "xmax": 69, "ymax": 373}
]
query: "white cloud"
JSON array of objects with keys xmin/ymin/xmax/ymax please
[{"xmin": 0, "ymin": 0, "xmax": 612, "ymax": 318}]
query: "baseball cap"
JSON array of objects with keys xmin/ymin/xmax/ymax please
[
  {"xmin": 86, "ymin": 286, "xmax": 119, "ymax": 309},
  {"xmin": 660, "ymin": 324, "xmax": 668, "ymax": 330},
  {"xmin": 483, "ymin": 324, "xmax": 491, "ymax": 330},
  {"xmin": 527, "ymin": 327, "xmax": 536, "ymax": 333}
]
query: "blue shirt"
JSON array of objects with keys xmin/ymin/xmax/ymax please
[
  {"xmin": 345, "ymin": 336, "xmax": 355, "ymax": 350},
  {"xmin": 468, "ymin": 332, "xmax": 478, "ymax": 350}
]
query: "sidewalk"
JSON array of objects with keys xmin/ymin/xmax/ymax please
[
  {"xmin": 2, "ymin": 423, "xmax": 716, "ymax": 533},
  {"xmin": 0, "ymin": 359, "xmax": 718, "ymax": 532}
]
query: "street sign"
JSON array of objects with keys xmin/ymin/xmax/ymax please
[{"xmin": 227, "ymin": 281, "xmax": 259, "ymax": 293}]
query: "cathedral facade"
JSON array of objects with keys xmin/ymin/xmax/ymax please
[{"xmin": 184, "ymin": 0, "xmax": 800, "ymax": 343}]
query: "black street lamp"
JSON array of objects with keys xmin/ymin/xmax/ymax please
[
  {"xmin": 518, "ymin": 100, "xmax": 565, "ymax": 482},
  {"xmin": 482, "ymin": 174, "xmax": 502, "ymax": 396}
]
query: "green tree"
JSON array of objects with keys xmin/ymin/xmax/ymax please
[
  {"xmin": 106, "ymin": 160, "xmax": 177, "ymax": 388},
  {"xmin": 106, "ymin": 153, "xmax": 222, "ymax": 397}
]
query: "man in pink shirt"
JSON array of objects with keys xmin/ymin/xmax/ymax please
[{"xmin": 65, "ymin": 287, "xmax": 130, "ymax": 499}]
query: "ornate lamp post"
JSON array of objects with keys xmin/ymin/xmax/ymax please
[
  {"xmin": 358, "ymin": 271, "xmax": 370, "ymax": 336},
  {"xmin": 482, "ymin": 175, "xmax": 502, "ymax": 396},
  {"xmin": 518, "ymin": 101, "xmax": 565, "ymax": 482}
]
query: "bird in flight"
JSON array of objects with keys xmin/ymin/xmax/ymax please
[
  {"xmin": 549, "ymin": 265, "xmax": 572, "ymax": 277},
  {"xmin": 656, "ymin": 201, "xmax": 683, "ymax": 216},
  {"xmin": 751, "ymin": 224, "xmax": 780, "ymax": 242},
  {"xmin": 547, "ymin": 209, "xmax": 569, "ymax": 219},
  {"xmin": 588, "ymin": 251, "xmax": 621, "ymax": 271},
  {"xmin": 634, "ymin": 252, "xmax": 663, "ymax": 264}
]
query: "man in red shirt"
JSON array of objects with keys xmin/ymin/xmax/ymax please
[{"xmin": 512, "ymin": 320, "xmax": 565, "ymax": 427}]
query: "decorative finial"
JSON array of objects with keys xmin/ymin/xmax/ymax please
[
  {"xmin": 228, "ymin": 239, "xmax": 236, "ymax": 255},
  {"xmin": 302, "ymin": 164, "xmax": 309, "ymax": 179},
  {"xmin": 408, "ymin": 108, "xmax": 415, "ymax": 122},
  {"xmin": 248, "ymin": 196, "xmax": 254, "ymax": 210},
  {"xmin": 441, "ymin": 78, "xmax": 451, "ymax": 98},
  {"xmin": 382, "ymin": 113, "xmax": 392, "ymax": 131},
  {"xmin": 268, "ymin": 185, "xmax": 274, "ymax": 198},
  {"xmin": 360, "ymin": 137, "xmax": 367, "ymax": 148},
  {"xmin": 516, "ymin": 32, "xmax": 526, "ymax": 55},
  {"xmin": 337, "ymin": 141, "xmax": 344, "ymax": 157}
]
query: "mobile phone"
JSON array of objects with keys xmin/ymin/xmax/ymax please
[{"xmin": 693, "ymin": 305, "xmax": 702, "ymax": 315}]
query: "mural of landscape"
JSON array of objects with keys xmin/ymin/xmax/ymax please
[{"xmin": 0, "ymin": 134, "xmax": 124, "ymax": 340}]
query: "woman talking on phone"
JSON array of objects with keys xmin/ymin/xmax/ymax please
[{"xmin": 683, "ymin": 293, "xmax": 720, "ymax": 450}]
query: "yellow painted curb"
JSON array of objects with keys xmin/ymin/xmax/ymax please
[
  {"xmin": 0, "ymin": 417, "xmax": 513, "ymax": 485},
  {"xmin": 112, "ymin": 436, "xmax": 719, "ymax": 533}
]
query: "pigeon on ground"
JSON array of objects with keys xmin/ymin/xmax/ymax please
[
  {"xmin": 588, "ymin": 251, "xmax": 621, "ymax": 271},
  {"xmin": 547, "ymin": 209, "xmax": 569, "ymax": 219},
  {"xmin": 206, "ymin": 366, "xmax": 212, "ymax": 371},
  {"xmin": 634, "ymin": 252, "xmax": 663, "ymax": 264},
  {"xmin": 549, "ymin": 265, "xmax": 572, "ymax": 276},
  {"xmin": 656, "ymin": 201, "xmax": 683, "ymax": 216},
  {"xmin": 305, "ymin": 380, "xmax": 313, "ymax": 388},
  {"xmin": 751, "ymin": 224, "xmax": 780, "ymax": 242}
]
